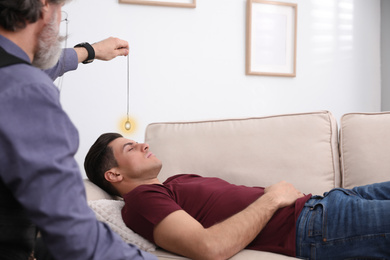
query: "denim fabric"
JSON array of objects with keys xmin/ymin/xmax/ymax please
[{"xmin": 296, "ymin": 182, "xmax": 390, "ymax": 260}]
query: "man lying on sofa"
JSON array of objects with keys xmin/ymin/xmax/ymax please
[{"xmin": 85, "ymin": 133, "xmax": 390, "ymax": 260}]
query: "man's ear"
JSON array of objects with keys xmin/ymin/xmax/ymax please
[
  {"xmin": 39, "ymin": 0, "xmax": 53, "ymax": 23},
  {"xmin": 40, "ymin": 0, "xmax": 49, "ymax": 14},
  {"xmin": 104, "ymin": 169, "xmax": 123, "ymax": 183}
]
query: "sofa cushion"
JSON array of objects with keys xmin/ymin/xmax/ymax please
[
  {"xmin": 339, "ymin": 112, "xmax": 390, "ymax": 189},
  {"xmin": 145, "ymin": 111, "xmax": 340, "ymax": 195},
  {"xmin": 83, "ymin": 179, "xmax": 116, "ymax": 201},
  {"xmin": 83, "ymin": 181, "xmax": 157, "ymax": 252},
  {"xmin": 87, "ymin": 199, "xmax": 156, "ymax": 252}
]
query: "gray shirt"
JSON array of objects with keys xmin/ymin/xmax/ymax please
[{"xmin": 0, "ymin": 34, "xmax": 156, "ymax": 260}]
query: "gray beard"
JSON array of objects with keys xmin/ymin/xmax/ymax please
[{"xmin": 32, "ymin": 14, "xmax": 65, "ymax": 70}]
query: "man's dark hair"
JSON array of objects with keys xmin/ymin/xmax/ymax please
[
  {"xmin": 84, "ymin": 133, "xmax": 123, "ymax": 196},
  {"xmin": 0, "ymin": 0, "xmax": 68, "ymax": 31}
]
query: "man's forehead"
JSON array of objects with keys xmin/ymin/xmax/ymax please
[{"xmin": 110, "ymin": 137, "xmax": 136, "ymax": 148}]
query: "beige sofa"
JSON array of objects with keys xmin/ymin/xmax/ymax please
[{"xmin": 84, "ymin": 110, "xmax": 390, "ymax": 260}]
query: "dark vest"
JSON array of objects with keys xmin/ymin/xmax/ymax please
[
  {"xmin": 0, "ymin": 46, "xmax": 31, "ymax": 67},
  {"xmin": 0, "ymin": 46, "xmax": 36, "ymax": 260}
]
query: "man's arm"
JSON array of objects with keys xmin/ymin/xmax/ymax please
[
  {"xmin": 45, "ymin": 37, "xmax": 129, "ymax": 80},
  {"xmin": 153, "ymin": 181, "xmax": 304, "ymax": 260}
]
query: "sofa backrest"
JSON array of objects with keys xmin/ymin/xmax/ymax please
[
  {"xmin": 339, "ymin": 112, "xmax": 390, "ymax": 189},
  {"xmin": 145, "ymin": 111, "xmax": 340, "ymax": 195}
]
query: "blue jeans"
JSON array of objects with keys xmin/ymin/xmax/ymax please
[{"xmin": 296, "ymin": 181, "xmax": 390, "ymax": 260}]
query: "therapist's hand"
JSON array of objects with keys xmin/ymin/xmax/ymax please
[
  {"xmin": 74, "ymin": 37, "xmax": 129, "ymax": 63},
  {"xmin": 93, "ymin": 37, "xmax": 129, "ymax": 60}
]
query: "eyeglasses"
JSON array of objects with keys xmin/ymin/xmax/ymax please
[
  {"xmin": 60, "ymin": 11, "xmax": 69, "ymax": 46},
  {"xmin": 61, "ymin": 11, "xmax": 68, "ymax": 23},
  {"xmin": 58, "ymin": 11, "xmax": 69, "ymax": 92}
]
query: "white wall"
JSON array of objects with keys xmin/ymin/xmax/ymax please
[
  {"xmin": 59, "ymin": 0, "xmax": 381, "ymax": 177},
  {"xmin": 382, "ymin": 0, "xmax": 390, "ymax": 111}
]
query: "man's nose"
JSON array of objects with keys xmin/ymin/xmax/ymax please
[{"xmin": 140, "ymin": 143, "xmax": 149, "ymax": 151}]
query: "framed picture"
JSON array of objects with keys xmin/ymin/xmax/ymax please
[
  {"xmin": 119, "ymin": 0, "xmax": 196, "ymax": 8},
  {"xmin": 246, "ymin": 0, "xmax": 297, "ymax": 77}
]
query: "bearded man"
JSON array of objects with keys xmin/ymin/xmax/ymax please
[{"xmin": 0, "ymin": 1, "xmax": 156, "ymax": 260}]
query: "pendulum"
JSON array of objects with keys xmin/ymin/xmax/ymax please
[
  {"xmin": 125, "ymin": 118, "xmax": 131, "ymax": 130},
  {"xmin": 124, "ymin": 54, "xmax": 131, "ymax": 131},
  {"xmin": 118, "ymin": 53, "xmax": 136, "ymax": 133}
]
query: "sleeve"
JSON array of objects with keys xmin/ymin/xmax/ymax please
[
  {"xmin": 0, "ymin": 76, "xmax": 156, "ymax": 260},
  {"xmin": 44, "ymin": 48, "xmax": 78, "ymax": 81},
  {"xmin": 122, "ymin": 186, "xmax": 182, "ymax": 243}
]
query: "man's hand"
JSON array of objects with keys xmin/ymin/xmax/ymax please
[
  {"xmin": 264, "ymin": 181, "xmax": 305, "ymax": 209},
  {"xmin": 74, "ymin": 37, "xmax": 129, "ymax": 63},
  {"xmin": 92, "ymin": 37, "xmax": 129, "ymax": 60}
]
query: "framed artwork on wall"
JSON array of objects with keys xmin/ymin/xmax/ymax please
[
  {"xmin": 246, "ymin": 0, "xmax": 297, "ymax": 77},
  {"xmin": 119, "ymin": 0, "xmax": 196, "ymax": 8}
]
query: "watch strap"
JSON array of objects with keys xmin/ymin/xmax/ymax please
[{"xmin": 74, "ymin": 42, "xmax": 95, "ymax": 64}]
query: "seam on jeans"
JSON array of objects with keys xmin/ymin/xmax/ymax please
[
  {"xmin": 308, "ymin": 209, "xmax": 316, "ymax": 237},
  {"xmin": 309, "ymin": 203, "xmax": 324, "ymax": 237},
  {"xmin": 310, "ymin": 243, "xmax": 316, "ymax": 260},
  {"xmin": 344, "ymin": 257, "xmax": 386, "ymax": 260},
  {"xmin": 297, "ymin": 208, "xmax": 310, "ymax": 256},
  {"xmin": 315, "ymin": 234, "xmax": 389, "ymax": 260},
  {"xmin": 322, "ymin": 203, "xmax": 327, "ymax": 241},
  {"xmin": 320, "ymin": 233, "xmax": 388, "ymax": 245}
]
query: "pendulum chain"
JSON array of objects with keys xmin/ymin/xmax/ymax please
[{"xmin": 125, "ymin": 54, "xmax": 131, "ymax": 130}]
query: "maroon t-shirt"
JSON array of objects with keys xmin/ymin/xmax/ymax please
[{"xmin": 122, "ymin": 174, "xmax": 311, "ymax": 256}]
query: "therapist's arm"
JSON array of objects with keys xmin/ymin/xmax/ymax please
[{"xmin": 45, "ymin": 37, "xmax": 129, "ymax": 80}]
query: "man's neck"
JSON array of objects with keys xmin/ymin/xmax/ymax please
[
  {"xmin": 119, "ymin": 177, "xmax": 162, "ymax": 197},
  {"xmin": 0, "ymin": 24, "xmax": 40, "ymax": 62}
]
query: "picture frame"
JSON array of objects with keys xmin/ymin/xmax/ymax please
[
  {"xmin": 119, "ymin": 0, "xmax": 196, "ymax": 8},
  {"xmin": 246, "ymin": 0, "xmax": 297, "ymax": 77}
]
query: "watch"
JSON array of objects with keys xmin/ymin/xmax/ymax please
[{"xmin": 74, "ymin": 42, "xmax": 95, "ymax": 64}]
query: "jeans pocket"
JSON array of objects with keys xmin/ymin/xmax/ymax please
[{"xmin": 308, "ymin": 203, "xmax": 324, "ymax": 238}]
